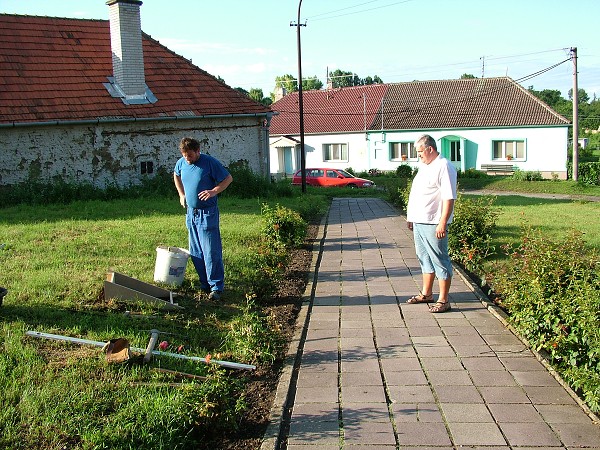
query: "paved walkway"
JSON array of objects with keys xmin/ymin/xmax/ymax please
[{"xmin": 262, "ymin": 197, "xmax": 600, "ymax": 450}]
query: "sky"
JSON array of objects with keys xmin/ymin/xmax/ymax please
[{"xmin": 1, "ymin": 0, "xmax": 599, "ymax": 101}]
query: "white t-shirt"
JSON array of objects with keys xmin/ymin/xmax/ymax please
[{"xmin": 406, "ymin": 155, "xmax": 457, "ymax": 224}]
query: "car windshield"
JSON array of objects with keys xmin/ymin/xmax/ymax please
[{"xmin": 336, "ymin": 170, "xmax": 354, "ymax": 178}]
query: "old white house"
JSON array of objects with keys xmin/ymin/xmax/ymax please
[{"xmin": 0, "ymin": 0, "xmax": 273, "ymax": 187}]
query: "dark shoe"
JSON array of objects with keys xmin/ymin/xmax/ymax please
[{"xmin": 208, "ymin": 290, "xmax": 222, "ymax": 301}]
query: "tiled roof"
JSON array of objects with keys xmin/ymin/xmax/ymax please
[
  {"xmin": 0, "ymin": 14, "xmax": 271, "ymax": 124},
  {"xmin": 374, "ymin": 77, "xmax": 569, "ymax": 129},
  {"xmin": 270, "ymin": 84, "xmax": 389, "ymax": 135},
  {"xmin": 270, "ymin": 77, "xmax": 569, "ymax": 135}
]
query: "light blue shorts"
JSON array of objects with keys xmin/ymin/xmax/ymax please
[{"xmin": 413, "ymin": 223, "xmax": 453, "ymax": 280}]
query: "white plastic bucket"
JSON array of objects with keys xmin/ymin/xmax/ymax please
[{"xmin": 153, "ymin": 246, "xmax": 190, "ymax": 286}]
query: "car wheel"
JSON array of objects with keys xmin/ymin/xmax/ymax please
[{"xmin": 348, "ymin": 184, "xmax": 357, "ymax": 189}]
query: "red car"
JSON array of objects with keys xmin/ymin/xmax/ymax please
[{"xmin": 292, "ymin": 168, "xmax": 375, "ymax": 188}]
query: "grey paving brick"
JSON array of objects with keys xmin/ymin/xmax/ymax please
[
  {"xmin": 500, "ymin": 355, "xmax": 547, "ymax": 371},
  {"xmin": 391, "ymin": 402, "xmax": 443, "ymax": 423},
  {"xmin": 500, "ymin": 422, "xmax": 562, "ymax": 447},
  {"xmin": 291, "ymin": 402, "xmax": 339, "ymax": 422},
  {"xmin": 448, "ymin": 422, "xmax": 506, "ymax": 446},
  {"xmin": 550, "ymin": 422, "xmax": 600, "ymax": 447},
  {"xmin": 488, "ymin": 402, "xmax": 545, "ymax": 422},
  {"xmin": 342, "ymin": 402, "xmax": 390, "ymax": 423},
  {"xmin": 395, "ymin": 422, "xmax": 452, "ymax": 446},
  {"xmin": 426, "ymin": 370, "xmax": 473, "ymax": 386},
  {"xmin": 469, "ymin": 369, "xmax": 518, "ymax": 387},
  {"xmin": 295, "ymin": 386, "xmax": 339, "ymax": 403},
  {"xmin": 461, "ymin": 356, "xmax": 505, "ymax": 371},
  {"xmin": 384, "ymin": 370, "xmax": 428, "ymax": 386},
  {"xmin": 342, "ymin": 421, "xmax": 396, "ymax": 445},
  {"xmin": 434, "ymin": 385, "xmax": 482, "ymax": 403},
  {"xmin": 536, "ymin": 404, "xmax": 597, "ymax": 424},
  {"xmin": 440, "ymin": 402, "xmax": 494, "ymax": 423},
  {"xmin": 523, "ymin": 386, "xmax": 579, "ymax": 405},
  {"xmin": 388, "ymin": 385, "xmax": 436, "ymax": 404},
  {"xmin": 297, "ymin": 371, "xmax": 338, "ymax": 388},
  {"xmin": 420, "ymin": 356, "xmax": 464, "ymax": 372},
  {"xmin": 511, "ymin": 370, "xmax": 563, "ymax": 387},
  {"xmin": 478, "ymin": 386, "xmax": 530, "ymax": 404},
  {"xmin": 341, "ymin": 385, "xmax": 387, "ymax": 404}
]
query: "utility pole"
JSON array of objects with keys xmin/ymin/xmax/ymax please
[
  {"xmin": 571, "ymin": 47, "xmax": 579, "ymax": 181},
  {"xmin": 291, "ymin": 0, "xmax": 307, "ymax": 193},
  {"xmin": 480, "ymin": 56, "xmax": 485, "ymax": 78}
]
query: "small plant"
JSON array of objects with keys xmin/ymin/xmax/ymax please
[
  {"xmin": 395, "ymin": 164, "xmax": 412, "ymax": 178},
  {"xmin": 448, "ymin": 192, "xmax": 499, "ymax": 273},
  {"xmin": 261, "ymin": 203, "xmax": 307, "ymax": 249},
  {"xmin": 512, "ymin": 169, "xmax": 543, "ymax": 181}
]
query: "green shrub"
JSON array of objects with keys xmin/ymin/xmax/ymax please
[
  {"xmin": 458, "ymin": 168, "xmax": 488, "ymax": 179},
  {"xmin": 261, "ymin": 203, "xmax": 307, "ymax": 249},
  {"xmin": 236, "ymin": 242, "xmax": 287, "ymax": 299},
  {"xmin": 512, "ymin": 169, "xmax": 543, "ymax": 181},
  {"xmin": 385, "ymin": 179, "xmax": 410, "ymax": 211},
  {"xmin": 569, "ymin": 162, "xmax": 600, "ymax": 185},
  {"xmin": 448, "ymin": 193, "xmax": 499, "ymax": 273},
  {"xmin": 192, "ymin": 366, "xmax": 247, "ymax": 434},
  {"xmin": 395, "ymin": 164, "xmax": 413, "ymax": 178},
  {"xmin": 222, "ymin": 297, "xmax": 285, "ymax": 364},
  {"xmin": 491, "ymin": 226, "xmax": 600, "ymax": 412}
]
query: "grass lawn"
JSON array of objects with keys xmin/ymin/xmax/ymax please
[{"xmin": 0, "ymin": 193, "xmax": 331, "ymax": 449}]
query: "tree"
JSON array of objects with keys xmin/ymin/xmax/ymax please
[
  {"xmin": 275, "ymin": 74, "xmax": 298, "ymax": 93},
  {"xmin": 302, "ymin": 77, "xmax": 323, "ymax": 91},
  {"xmin": 568, "ymin": 88, "xmax": 590, "ymax": 104},
  {"xmin": 328, "ymin": 70, "xmax": 383, "ymax": 88},
  {"xmin": 460, "ymin": 73, "xmax": 476, "ymax": 79}
]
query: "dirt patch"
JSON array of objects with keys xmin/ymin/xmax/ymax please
[{"xmin": 203, "ymin": 222, "xmax": 319, "ymax": 450}]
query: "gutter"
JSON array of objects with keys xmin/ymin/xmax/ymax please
[{"xmin": 0, "ymin": 112, "xmax": 275, "ymax": 129}]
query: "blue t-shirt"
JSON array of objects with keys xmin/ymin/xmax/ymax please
[{"xmin": 174, "ymin": 154, "xmax": 230, "ymax": 209}]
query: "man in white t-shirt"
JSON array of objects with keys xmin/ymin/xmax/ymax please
[{"xmin": 406, "ymin": 134, "xmax": 457, "ymax": 313}]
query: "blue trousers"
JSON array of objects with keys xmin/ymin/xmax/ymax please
[
  {"xmin": 413, "ymin": 223, "xmax": 453, "ymax": 280},
  {"xmin": 186, "ymin": 206, "xmax": 224, "ymax": 292}
]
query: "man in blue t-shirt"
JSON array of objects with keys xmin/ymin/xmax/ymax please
[{"xmin": 173, "ymin": 137, "xmax": 233, "ymax": 300}]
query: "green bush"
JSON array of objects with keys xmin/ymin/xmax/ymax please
[
  {"xmin": 512, "ymin": 169, "xmax": 543, "ymax": 181},
  {"xmin": 448, "ymin": 193, "xmax": 499, "ymax": 273},
  {"xmin": 491, "ymin": 226, "xmax": 600, "ymax": 412},
  {"xmin": 458, "ymin": 168, "xmax": 488, "ymax": 179},
  {"xmin": 395, "ymin": 164, "xmax": 413, "ymax": 178},
  {"xmin": 261, "ymin": 203, "xmax": 307, "ymax": 249},
  {"xmin": 385, "ymin": 179, "xmax": 410, "ymax": 211},
  {"xmin": 569, "ymin": 162, "xmax": 600, "ymax": 185}
]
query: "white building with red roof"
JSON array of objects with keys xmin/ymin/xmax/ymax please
[{"xmin": 269, "ymin": 78, "xmax": 569, "ymax": 179}]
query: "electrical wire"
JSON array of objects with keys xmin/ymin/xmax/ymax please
[{"xmin": 273, "ymin": 58, "xmax": 574, "ymax": 118}]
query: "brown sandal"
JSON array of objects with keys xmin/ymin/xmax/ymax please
[
  {"xmin": 407, "ymin": 293, "xmax": 433, "ymax": 304},
  {"xmin": 429, "ymin": 301, "xmax": 451, "ymax": 313}
]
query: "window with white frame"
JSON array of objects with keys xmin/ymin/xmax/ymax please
[
  {"xmin": 323, "ymin": 143, "xmax": 348, "ymax": 162},
  {"xmin": 492, "ymin": 140, "xmax": 525, "ymax": 160},
  {"xmin": 390, "ymin": 142, "xmax": 416, "ymax": 161}
]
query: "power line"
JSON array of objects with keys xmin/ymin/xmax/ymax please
[
  {"xmin": 306, "ymin": 0, "xmax": 417, "ymax": 22},
  {"xmin": 273, "ymin": 58, "xmax": 573, "ymax": 118}
]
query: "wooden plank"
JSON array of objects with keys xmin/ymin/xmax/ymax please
[{"xmin": 104, "ymin": 271, "xmax": 182, "ymax": 310}]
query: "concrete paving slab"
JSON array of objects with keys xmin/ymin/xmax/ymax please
[
  {"xmin": 395, "ymin": 422, "xmax": 452, "ymax": 446},
  {"xmin": 468, "ymin": 369, "xmax": 518, "ymax": 387},
  {"xmin": 447, "ymin": 422, "xmax": 506, "ymax": 446},
  {"xmin": 487, "ymin": 402, "xmax": 546, "ymax": 422},
  {"xmin": 500, "ymin": 422, "xmax": 563, "ymax": 447},
  {"xmin": 440, "ymin": 402, "xmax": 494, "ymax": 422},
  {"xmin": 391, "ymin": 402, "xmax": 443, "ymax": 423},
  {"xmin": 342, "ymin": 403, "xmax": 390, "ymax": 423}
]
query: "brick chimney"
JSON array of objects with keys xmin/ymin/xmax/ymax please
[{"xmin": 106, "ymin": 0, "xmax": 146, "ymax": 100}]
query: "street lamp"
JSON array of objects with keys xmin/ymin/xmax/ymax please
[{"xmin": 291, "ymin": 0, "xmax": 306, "ymax": 193}]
